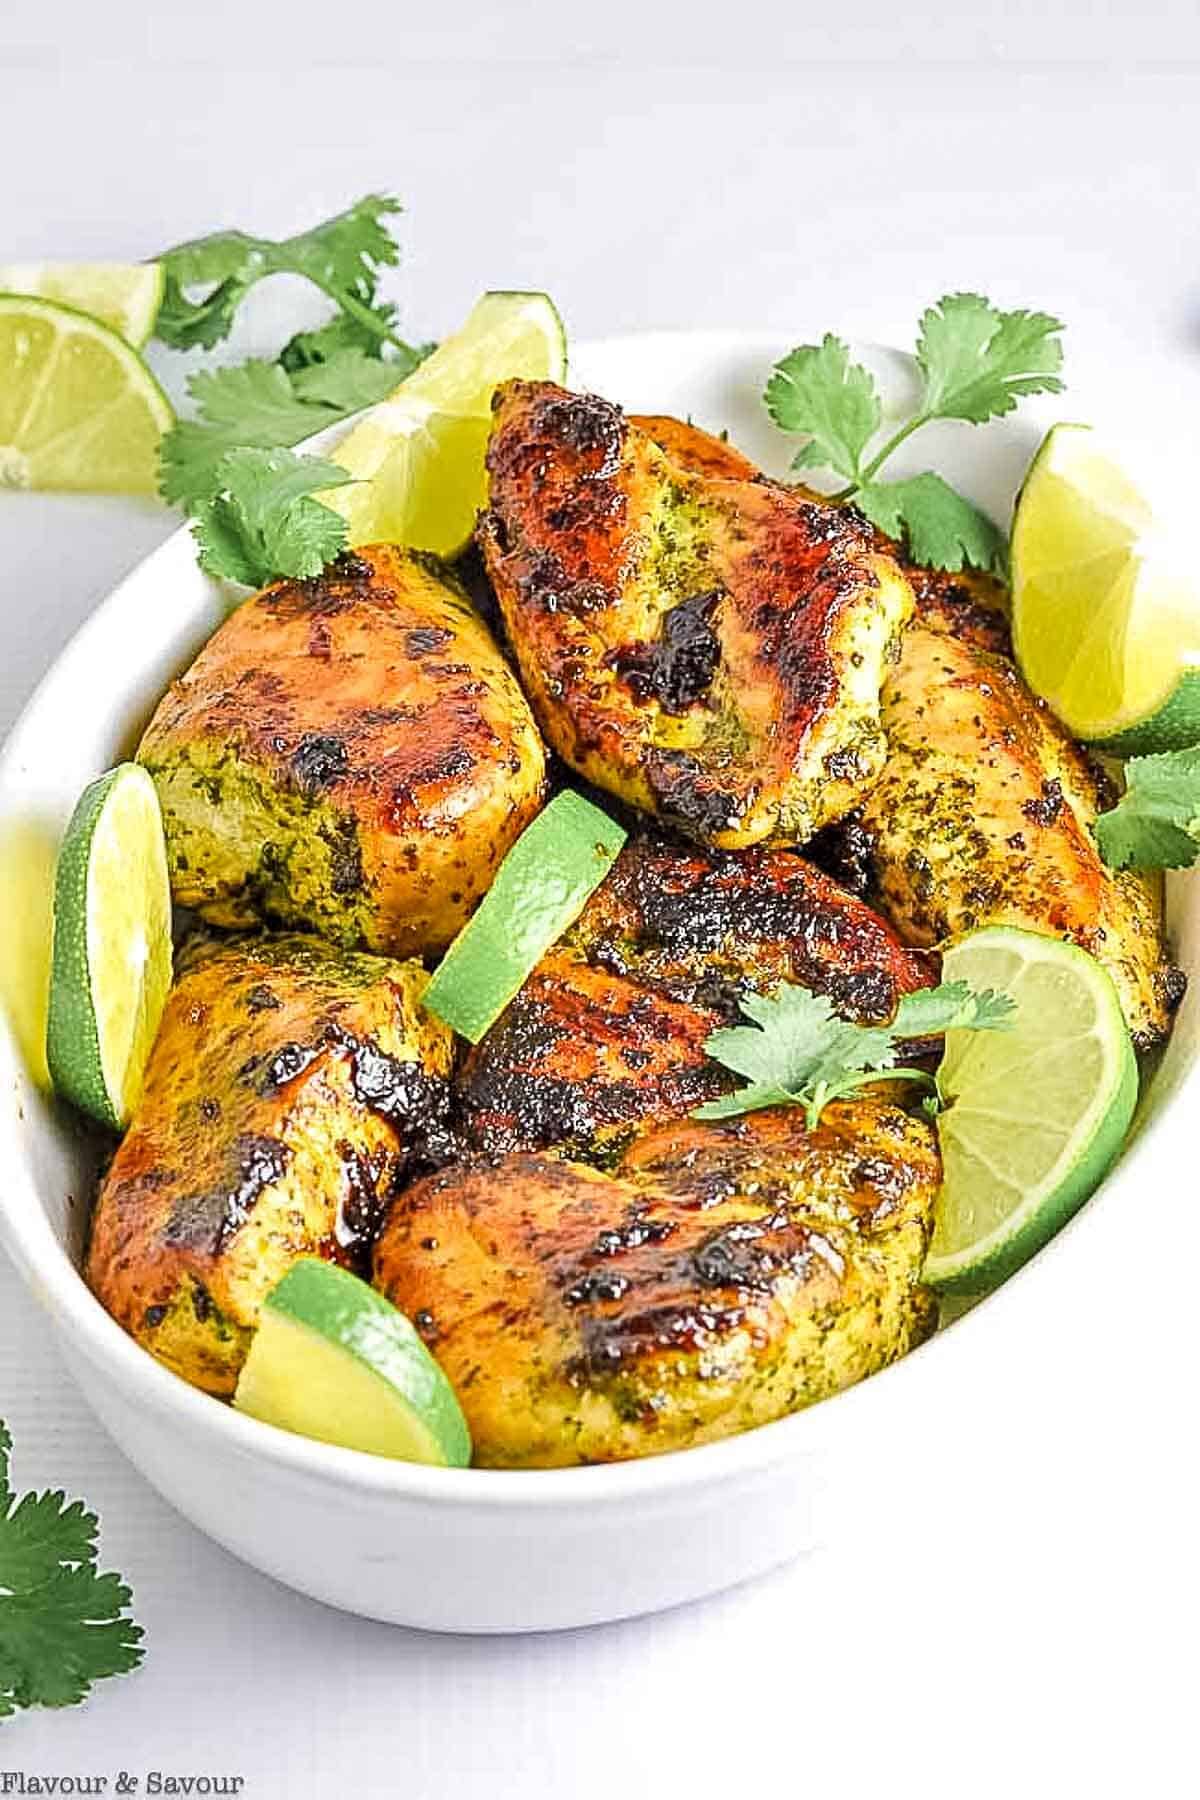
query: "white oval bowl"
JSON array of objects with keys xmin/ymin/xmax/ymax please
[{"xmin": 0, "ymin": 330, "xmax": 1196, "ymax": 1632}]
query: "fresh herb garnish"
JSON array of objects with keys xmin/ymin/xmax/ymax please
[
  {"xmin": 189, "ymin": 448, "xmax": 356, "ymax": 586},
  {"xmin": 155, "ymin": 193, "xmax": 434, "ymax": 588},
  {"xmin": 159, "ymin": 351, "xmax": 408, "ymax": 513},
  {"xmin": 695, "ymin": 979, "xmax": 1015, "ymax": 1127},
  {"xmin": 764, "ymin": 293, "xmax": 1065, "ymax": 575},
  {"xmin": 1095, "ymin": 745, "xmax": 1200, "ymax": 870},
  {"xmin": 154, "ymin": 193, "xmax": 410, "ymax": 353},
  {"xmin": 0, "ymin": 1418, "xmax": 143, "ymax": 1716}
]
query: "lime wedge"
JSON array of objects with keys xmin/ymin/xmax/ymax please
[
  {"xmin": 0, "ymin": 295, "xmax": 173, "ymax": 495},
  {"xmin": 424, "ymin": 789, "xmax": 626, "ymax": 1044},
  {"xmin": 924, "ymin": 926, "xmax": 1137, "ymax": 1294},
  {"xmin": 0, "ymin": 262, "xmax": 164, "ymax": 347},
  {"xmin": 1012, "ymin": 423, "xmax": 1200, "ymax": 753},
  {"xmin": 46, "ymin": 765, "xmax": 173, "ymax": 1130},
  {"xmin": 233, "ymin": 1259, "xmax": 471, "ymax": 1467},
  {"xmin": 328, "ymin": 289, "xmax": 566, "ymax": 555}
]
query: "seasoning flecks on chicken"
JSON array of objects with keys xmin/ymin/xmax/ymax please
[
  {"xmin": 455, "ymin": 834, "xmax": 933, "ymax": 1159},
  {"xmin": 478, "ymin": 384, "xmax": 914, "ymax": 848},
  {"xmin": 138, "ymin": 543, "xmax": 546, "ymax": 960},
  {"xmin": 87, "ymin": 933, "xmax": 454, "ymax": 1397},
  {"xmin": 856, "ymin": 565, "xmax": 1184, "ymax": 1048},
  {"xmin": 373, "ymin": 1099, "xmax": 940, "ymax": 1468}
]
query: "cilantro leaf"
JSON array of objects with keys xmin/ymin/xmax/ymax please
[
  {"xmin": 190, "ymin": 448, "xmax": 355, "ymax": 586},
  {"xmin": 762, "ymin": 292, "xmax": 1066, "ymax": 577},
  {"xmin": 695, "ymin": 978, "xmax": 1014, "ymax": 1126},
  {"xmin": 156, "ymin": 194, "xmax": 406, "ymax": 352},
  {"xmin": 160, "ymin": 350, "xmax": 403, "ymax": 514},
  {"xmin": 1095, "ymin": 746, "xmax": 1200, "ymax": 870},
  {"xmin": 288, "ymin": 347, "xmax": 413, "ymax": 412},
  {"xmin": 892, "ymin": 980, "xmax": 1016, "ymax": 1036},
  {"xmin": 0, "ymin": 1418, "xmax": 143, "ymax": 1717},
  {"xmin": 854, "ymin": 473, "xmax": 1009, "ymax": 575},
  {"xmin": 763, "ymin": 335, "xmax": 881, "ymax": 484},
  {"xmin": 916, "ymin": 293, "xmax": 1065, "ymax": 424}
]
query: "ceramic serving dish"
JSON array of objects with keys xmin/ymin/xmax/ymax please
[{"xmin": 0, "ymin": 330, "xmax": 1195, "ymax": 1631}]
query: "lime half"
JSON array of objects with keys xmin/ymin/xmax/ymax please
[
  {"xmin": 0, "ymin": 294, "xmax": 173, "ymax": 494},
  {"xmin": 1012, "ymin": 423, "xmax": 1200, "ymax": 753},
  {"xmin": 328, "ymin": 289, "xmax": 566, "ymax": 555},
  {"xmin": 0, "ymin": 262, "xmax": 164, "ymax": 347},
  {"xmin": 46, "ymin": 765, "xmax": 173, "ymax": 1130},
  {"xmin": 924, "ymin": 926, "xmax": 1137, "ymax": 1294},
  {"xmin": 234, "ymin": 1259, "xmax": 471, "ymax": 1466}
]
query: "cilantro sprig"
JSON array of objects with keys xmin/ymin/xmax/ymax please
[
  {"xmin": 1095, "ymin": 745, "xmax": 1200, "ymax": 871},
  {"xmin": 154, "ymin": 193, "xmax": 432, "ymax": 588},
  {"xmin": 0, "ymin": 1419, "xmax": 143, "ymax": 1716},
  {"xmin": 155, "ymin": 193, "xmax": 409, "ymax": 353},
  {"xmin": 764, "ymin": 294, "xmax": 1065, "ymax": 575},
  {"xmin": 695, "ymin": 979, "xmax": 1015, "ymax": 1127}
]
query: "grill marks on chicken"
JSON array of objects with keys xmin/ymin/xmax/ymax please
[
  {"xmin": 856, "ymin": 567, "xmax": 1183, "ymax": 1048},
  {"xmin": 138, "ymin": 544, "xmax": 546, "ymax": 959},
  {"xmin": 87, "ymin": 933, "xmax": 454, "ymax": 1396},
  {"xmin": 455, "ymin": 835, "xmax": 933, "ymax": 1159},
  {"xmin": 374, "ymin": 1100, "xmax": 939, "ymax": 1467},
  {"xmin": 479, "ymin": 384, "xmax": 914, "ymax": 848}
]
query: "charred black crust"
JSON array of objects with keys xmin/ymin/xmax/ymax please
[
  {"xmin": 611, "ymin": 589, "xmax": 722, "ymax": 713},
  {"xmin": 1022, "ymin": 777, "xmax": 1065, "ymax": 827},
  {"xmin": 290, "ymin": 733, "xmax": 350, "ymax": 794},
  {"xmin": 805, "ymin": 812, "xmax": 878, "ymax": 899},
  {"xmin": 584, "ymin": 836, "xmax": 917, "ymax": 1024},
  {"xmin": 644, "ymin": 749, "xmax": 746, "ymax": 837},
  {"xmin": 404, "ymin": 625, "xmax": 453, "ymax": 657},
  {"xmin": 164, "ymin": 1132, "xmax": 292, "ymax": 1255}
]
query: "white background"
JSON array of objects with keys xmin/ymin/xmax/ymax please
[{"xmin": 2, "ymin": 5, "xmax": 1199, "ymax": 1794}]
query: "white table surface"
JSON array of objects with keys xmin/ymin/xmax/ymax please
[{"xmin": 2, "ymin": 8, "xmax": 1199, "ymax": 1793}]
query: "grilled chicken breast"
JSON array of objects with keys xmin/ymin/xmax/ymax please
[
  {"xmin": 374, "ymin": 1100, "xmax": 939, "ymax": 1467},
  {"xmin": 857, "ymin": 567, "xmax": 1183, "ymax": 1047},
  {"xmin": 456, "ymin": 834, "xmax": 932, "ymax": 1158},
  {"xmin": 138, "ymin": 544, "xmax": 546, "ymax": 959},
  {"xmin": 87, "ymin": 933, "xmax": 454, "ymax": 1396},
  {"xmin": 479, "ymin": 384, "xmax": 913, "ymax": 848}
]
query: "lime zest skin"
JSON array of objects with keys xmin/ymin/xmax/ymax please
[
  {"xmin": 234, "ymin": 1258, "xmax": 471, "ymax": 1467},
  {"xmin": 424, "ymin": 788, "xmax": 626, "ymax": 1043},
  {"xmin": 45, "ymin": 765, "xmax": 173, "ymax": 1130}
]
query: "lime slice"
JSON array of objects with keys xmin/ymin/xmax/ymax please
[
  {"xmin": 45, "ymin": 765, "xmax": 173, "ymax": 1130},
  {"xmin": 1012, "ymin": 423, "xmax": 1200, "ymax": 753},
  {"xmin": 924, "ymin": 926, "xmax": 1137, "ymax": 1294},
  {"xmin": 0, "ymin": 295, "xmax": 173, "ymax": 495},
  {"xmin": 0, "ymin": 262, "xmax": 164, "ymax": 347},
  {"xmin": 328, "ymin": 289, "xmax": 566, "ymax": 556},
  {"xmin": 423, "ymin": 789, "xmax": 626, "ymax": 1044},
  {"xmin": 233, "ymin": 1259, "xmax": 471, "ymax": 1467}
]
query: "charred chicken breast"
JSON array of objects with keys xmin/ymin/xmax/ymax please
[
  {"xmin": 479, "ymin": 384, "xmax": 913, "ymax": 848},
  {"xmin": 857, "ymin": 566, "xmax": 1182, "ymax": 1047},
  {"xmin": 456, "ymin": 834, "xmax": 932, "ymax": 1158},
  {"xmin": 138, "ymin": 543, "xmax": 546, "ymax": 959},
  {"xmin": 87, "ymin": 933, "xmax": 454, "ymax": 1395},
  {"xmin": 374, "ymin": 1100, "xmax": 939, "ymax": 1467}
]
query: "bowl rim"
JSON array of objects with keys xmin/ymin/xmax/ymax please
[{"xmin": 0, "ymin": 324, "xmax": 1195, "ymax": 1510}]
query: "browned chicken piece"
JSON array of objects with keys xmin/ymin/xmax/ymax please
[
  {"xmin": 87, "ymin": 933, "xmax": 454, "ymax": 1397},
  {"xmin": 857, "ymin": 566, "xmax": 1183, "ymax": 1048},
  {"xmin": 456, "ymin": 834, "xmax": 933, "ymax": 1158},
  {"xmin": 374, "ymin": 1100, "xmax": 940, "ymax": 1468},
  {"xmin": 138, "ymin": 544, "xmax": 546, "ymax": 959},
  {"xmin": 478, "ymin": 384, "xmax": 914, "ymax": 848}
]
